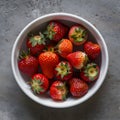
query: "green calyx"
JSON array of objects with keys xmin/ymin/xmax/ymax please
[
  {"xmin": 29, "ymin": 33, "xmax": 46, "ymax": 47},
  {"xmin": 83, "ymin": 54, "xmax": 89, "ymax": 66},
  {"xmin": 56, "ymin": 82, "xmax": 67, "ymax": 100},
  {"xmin": 44, "ymin": 45, "xmax": 55, "ymax": 52},
  {"xmin": 19, "ymin": 50, "xmax": 30, "ymax": 59},
  {"xmin": 71, "ymin": 27, "xmax": 87, "ymax": 42},
  {"xmin": 44, "ymin": 22, "xmax": 56, "ymax": 40},
  {"xmin": 84, "ymin": 63, "xmax": 99, "ymax": 81},
  {"xmin": 31, "ymin": 79, "xmax": 44, "ymax": 94},
  {"xmin": 55, "ymin": 62, "xmax": 71, "ymax": 79}
]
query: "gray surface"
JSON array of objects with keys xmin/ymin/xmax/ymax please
[{"xmin": 0, "ymin": 0, "xmax": 120, "ymax": 120}]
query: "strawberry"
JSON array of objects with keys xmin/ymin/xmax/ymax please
[
  {"xmin": 84, "ymin": 41, "xmax": 101, "ymax": 59},
  {"xmin": 50, "ymin": 80, "xmax": 67, "ymax": 101},
  {"xmin": 38, "ymin": 51, "xmax": 59, "ymax": 79},
  {"xmin": 26, "ymin": 33, "xmax": 45, "ymax": 55},
  {"xmin": 44, "ymin": 21, "xmax": 68, "ymax": 42},
  {"xmin": 67, "ymin": 51, "xmax": 88, "ymax": 69},
  {"xmin": 18, "ymin": 51, "xmax": 39, "ymax": 77},
  {"xmin": 31, "ymin": 73, "xmax": 49, "ymax": 94},
  {"xmin": 57, "ymin": 39, "xmax": 73, "ymax": 58},
  {"xmin": 69, "ymin": 25, "xmax": 88, "ymax": 45},
  {"xmin": 69, "ymin": 78, "xmax": 88, "ymax": 97},
  {"xmin": 80, "ymin": 63, "xmax": 100, "ymax": 82},
  {"xmin": 55, "ymin": 61, "xmax": 73, "ymax": 81}
]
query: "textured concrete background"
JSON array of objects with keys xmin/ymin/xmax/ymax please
[{"xmin": 0, "ymin": 0, "xmax": 120, "ymax": 120}]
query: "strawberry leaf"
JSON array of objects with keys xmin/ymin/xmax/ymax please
[
  {"xmin": 29, "ymin": 33, "xmax": 46, "ymax": 47},
  {"xmin": 31, "ymin": 79, "xmax": 45, "ymax": 94}
]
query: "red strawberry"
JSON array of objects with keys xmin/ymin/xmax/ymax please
[
  {"xmin": 44, "ymin": 21, "xmax": 68, "ymax": 42},
  {"xmin": 26, "ymin": 33, "xmax": 45, "ymax": 55},
  {"xmin": 69, "ymin": 25, "xmax": 88, "ymax": 45},
  {"xmin": 67, "ymin": 51, "xmax": 88, "ymax": 69},
  {"xmin": 18, "ymin": 51, "xmax": 39, "ymax": 77},
  {"xmin": 80, "ymin": 63, "xmax": 100, "ymax": 82},
  {"xmin": 84, "ymin": 41, "xmax": 101, "ymax": 59},
  {"xmin": 31, "ymin": 73, "xmax": 49, "ymax": 94},
  {"xmin": 69, "ymin": 78, "xmax": 88, "ymax": 97},
  {"xmin": 50, "ymin": 80, "xmax": 67, "ymax": 101},
  {"xmin": 55, "ymin": 61, "xmax": 73, "ymax": 81},
  {"xmin": 38, "ymin": 51, "xmax": 59, "ymax": 79},
  {"xmin": 57, "ymin": 39, "xmax": 73, "ymax": 58}
]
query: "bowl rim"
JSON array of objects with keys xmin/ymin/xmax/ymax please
[{"xmin": 11, "ymin": 12, "xmax": 109, "ymax": 108}]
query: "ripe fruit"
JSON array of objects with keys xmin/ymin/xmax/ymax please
[
  {"xmin": 84, "ymin": 41, "xmax": 101, "ymax": 59},
  {"xmin": 26, "ymin": 33, "xmax": 45, "ymax": 55},
  {"xmin": 57, "ymin": 39, "xmax": 73, "ymax": 58},
  {"xmin": 39, "ymin": 51, "xmax": 59, "ymax": 79},
  {"xmin": 31, "ymin": 74, "xmax": 49, "ymax": 94},
  {"xmin": 50, "ymin": 81, "xmax": 67, "ymax": 101},
  {"xmin": 80, "ymin": 63, "xmax": 100, "ymax": 82},
  {"xmin": 69, "ymin": 25, "xmax": 88, "ymax": 45},
  {"xmin": 55, "ymin": 61, "xmax": 73, "ymax": 81},
  {"xmin": 44, "ymin": 21, "xmax": 68, "ymax": 42},
  {"xmin": 18, "ymin": 51, "xmax": 39, "ymax": 77},
  {"xmin": 67, "ymin": 51, "xmax": 88, "ymax": 69},
  {"xmin": 69, "ymin": 78, "xmax": 88, "ymax": 97},
  {"xmin": 18, "ymin": 21, "xmax": 102, "ymax": 101}
]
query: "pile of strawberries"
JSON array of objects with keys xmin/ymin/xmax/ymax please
[{"xmin": 18, "ymin": 21, "xmax": 101, "ymax": 101}]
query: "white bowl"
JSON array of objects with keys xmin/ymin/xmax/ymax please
[{"xmin": 11, "ymin": 13, "xmax": 109, "ymax": 108}]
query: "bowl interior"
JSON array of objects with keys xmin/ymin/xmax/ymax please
[{"xmin": 12, "ymin": 13, "xmax": 108, "ymax": 108}]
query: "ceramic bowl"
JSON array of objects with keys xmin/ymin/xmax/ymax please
[{"xmin": 11, "ymin": 13, "xmax": 109, "ymax": 108}]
